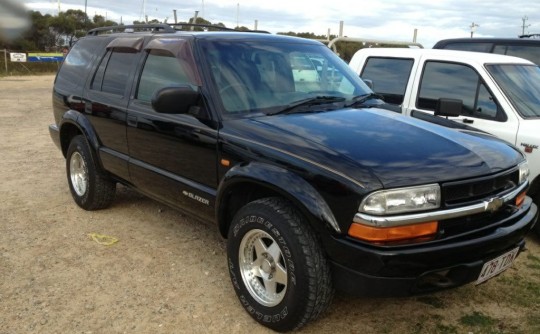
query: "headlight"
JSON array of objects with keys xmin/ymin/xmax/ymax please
[
  {"xmin": 360, "ymin": 184, "xmax": 440, "ymax": 215},
  {"xmin": 519, "ymin": 161, "xmax": 529, "ymax": 184}
]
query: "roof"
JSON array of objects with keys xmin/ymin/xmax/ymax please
[
  {"xmin": 85, "ymin": 23, "xmax": 322, "ymax": 45},
  {"xmin": 434, "ymin": 37, "xmax": 540, "ymax": 46},
  {"xmin": 352, "ymin": 47, "xmax": 534, "ymax": 65}
]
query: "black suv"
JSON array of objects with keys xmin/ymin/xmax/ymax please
[
  {"xmin": 433, "ymin": 36, "xmax": 540, "ymax": 65},
  {"xmin": 50, "ymin": 24, "xmax": 538, "ymax": 331}
]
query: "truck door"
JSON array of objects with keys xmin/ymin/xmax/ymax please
[
  {"xmin": 126, "ymin": 38, "xmax": 218, "ymax": 221},
  {"xmin": 408, "ymin": 60, "xmax": 519, "ymax": 144}
]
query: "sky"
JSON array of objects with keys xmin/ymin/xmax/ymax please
[{"xmin": 19, "ymin": 0, "xmax": 540, "ymax": 47}]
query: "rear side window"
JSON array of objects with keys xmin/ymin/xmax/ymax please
[
  {"xmin": 438, "ymin": 42, "xmax": 492, "ymax": 53},
  {"xmin": 91, "ymin": 48, "xmax": 138, "ymax": 96},
  {"xmin": 360, "ymin": 57, "xmax": 413, "ymax": 104},
  {"xmin": 55, "ymin": 38, "xmax": 103, "ymax": 93},
  {"xmin": 493, "ymin": 45, "xmax": 540, "ymax": 65}
]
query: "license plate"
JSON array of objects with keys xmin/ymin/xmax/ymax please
[{"xmin": 476, "ymin": 247, "xmax": 519, "ymax": 285}]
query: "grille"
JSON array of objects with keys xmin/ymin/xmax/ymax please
[{"xmin": 442, "ymin": 169, "xmax": 519, "ymax": 206}]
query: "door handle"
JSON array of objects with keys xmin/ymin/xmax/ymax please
[
  {"xmin": 463, "ymin": 118, "xmax": 474, "ymax": 124},
  {"xmin": 127, "ymin": 115, "xmax": 138, "ymax": 127}
]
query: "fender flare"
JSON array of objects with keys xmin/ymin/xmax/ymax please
[
  {"xmin": 216, "ymin": 162, "xmax": 340, "ymax": 237},
  {"xmin": 58, "ymin": 110, "xmax": 101, "ymax": 156},
  {"xmin": 58, "ymin": 111, "xmax": 107, "ymax": 174}
]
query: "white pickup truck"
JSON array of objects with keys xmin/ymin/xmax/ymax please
[{"xmin": 349, "ymin": 48, "xmax": 540, "ymax": 213}]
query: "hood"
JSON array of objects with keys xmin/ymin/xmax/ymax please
[{"xmin": 224, "ymin": 108, "xmax": 524, "ymax": 189}]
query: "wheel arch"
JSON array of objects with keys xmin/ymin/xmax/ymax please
[
  {"xmin": 529, "ymin": 173, "xmax": 540, "ymax": 202},
  {"xmin": 59, "ymin": 110, "xmax": 100, "ymax": 158},
  {"xmin": 216, "ymin": 162, "xmax": 340, "ymax": 238}
]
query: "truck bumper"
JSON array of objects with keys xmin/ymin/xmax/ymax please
[
  {"xmin": 327, "ymin": 199, "xmax": 538, "ymax": 296},
  {"xmin": 49, "ymin": 124, "xmax": 61, "ymax": 151}
]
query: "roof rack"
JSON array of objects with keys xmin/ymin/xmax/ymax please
[
  {"xmin": 168, "ymin": 23, "xmax": 236, "ymax": 31},
  {"xmin": 87, "ymin": 23, "xmax": 269, "ymax": 36},
  {"xmin": 519, "ymin": 34, "xmax": 540, "ymax": 39},
  {"xmin": 87, "ymin": 24, "xmax": 174, "ymax": 36}
]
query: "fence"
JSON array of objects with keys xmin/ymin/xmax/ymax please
[{"xmin": 1, "ymin": 49, "xmax": 62, "ymax": 76}]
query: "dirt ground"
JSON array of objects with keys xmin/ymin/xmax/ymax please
[{"xmin": 0, "ymin": 75, "xmax": 539, "ymax": 334}]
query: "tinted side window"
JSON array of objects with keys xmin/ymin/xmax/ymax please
[
  {"xmin": 56, "ymin": 38, "xmax": 103, "ymax": 92},
  {"xmin": 439, "ymin": 42, "xmax": 492, "ymax": 53},
  {"xmin": 137, "ymin": 50, "xmax": 193, "ymax": 102},
  {"xmin": 493, "ymin": 44, "xmax": 540, "ymax": 65},
  {"xmin": 417, "ymin": 61, "xmax": 500, "ymax": 120},
  {"xmin": 91, "ymin": 48, "xmax": 138, "ymax": 96},
  {"xmin": 360, "ymin": 57, "xmax": 413, "ymax": 104}
]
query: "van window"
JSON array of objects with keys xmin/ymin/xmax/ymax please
[
  {"xmin": 360, "ymin": 57, "xmax": 413, "ymax": 104},
  {"xmin": 418, "ymin": 61, "xmax": 500, "ymax": 120},
  {"xmin": 493, "ymin": 45, "xmax": 540, "ymax": 66},
  {"xmin": 487, "ymin": 64, "xmax": 540, "ymax": 118},
  {"xmin": 440, "ymin": 42, "xmax": 492, "ymax": 53}
]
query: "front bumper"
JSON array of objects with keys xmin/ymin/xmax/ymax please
[{"xmin": 326, "ymin": 198, "xmax": 538, "ymax": 296}]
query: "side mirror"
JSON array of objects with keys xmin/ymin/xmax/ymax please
[
  {"xmin": 151, "ymin": 85, "xmax": 200, "ymax": 114},
  {"xmin": 362, "ymin": 78, "xmax": 374, "ymax": 90},
  {"xmin": 435, "ymin": 98, "xmax": 462, "ymax": 117}
]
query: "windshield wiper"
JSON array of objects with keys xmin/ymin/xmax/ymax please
[
  {"xmin": 268, "ymin": 96, "xmax": 346, "ymax": 115},
  {"xmin": 345, "ymin": 93, "xmax": 384, "ymax": 108}
]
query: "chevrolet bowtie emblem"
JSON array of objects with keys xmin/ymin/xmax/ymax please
[{"xmin": 484, "ymin": 197, "xmax": 504, "ymax": 213}]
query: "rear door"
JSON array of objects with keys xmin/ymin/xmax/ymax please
[{"xmin": 83, "ymin": 37, "xmax": 144, "ymax": 181}]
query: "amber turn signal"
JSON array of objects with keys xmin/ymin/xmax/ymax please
[
  {"xmin": 348, "ymin": 221, "xmax": 438, "ymax": 244},
  {"xmin": 516, "ymin": 191, "xmax": 526, "ymax": 207}
]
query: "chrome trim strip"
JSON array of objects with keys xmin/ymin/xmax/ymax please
[{"xmin": 354, "ymin": 182, "xmax": 529, "ymax": 227}]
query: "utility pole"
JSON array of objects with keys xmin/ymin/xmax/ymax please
[
  {"xmin": 470, "ymin": 22, "xmax": 479, "ymax": 38},
  {"xmin": 236, "ymin": 3, "xmax": 239, "ymax": 28},
  {"xmin": 522, "ymin": 16, "xmax": 530, "ymax": 35},
  {"xmin": 191, "ymin": 11, "xmax": 199, "ymax": 30}
]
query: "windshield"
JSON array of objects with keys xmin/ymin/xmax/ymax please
[
  {"xmin": 198, "ymin": 39, "xmax": 371, "ymax": 117},
  {"xmin": 486, "ymin": 64, "xmax": 540, "ymax": 118}
]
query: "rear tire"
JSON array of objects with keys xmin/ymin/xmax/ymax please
[
  {"xmin": 66, "ymin": 135, "xmax": 116, "ymax": 210},
  {"xmin": 227, "ymin": 197, "xmax": 333, "ymax": 332}
]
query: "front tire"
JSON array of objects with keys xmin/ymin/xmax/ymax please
[
  {"xmin": 66, "ymin": 135, "xmax": 115, "ymax": 210},
  {"xmin": 227, "ymin": 197, "xmax": 333, "ymax": 332}
]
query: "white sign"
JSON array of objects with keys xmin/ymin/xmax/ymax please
[{"xmin": 10, "ymin": 53, "xmax": 27, "ymax": 63}]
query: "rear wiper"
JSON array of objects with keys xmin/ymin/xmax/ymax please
[
  {"xmin": 268, "ymin": 96, "xmax": 345, "ymax": 115},
  {"xmin": 345, "ymin": 93, "xmax": 384, "ymax": 108}
]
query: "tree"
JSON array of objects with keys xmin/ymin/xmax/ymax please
[
  {"xmin": 49, "ymin": 9, "xmax": 89, "ymax": 47},
  {"xmin": 92, "ymin": 14, "xmax": 117, "ymax": 28}
]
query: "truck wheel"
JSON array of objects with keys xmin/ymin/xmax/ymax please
[
  {"xmin": 533, "ymin": 193, "xmax": 540, "ymax": 237},
  {"xmin": 66, "ymin": 135, "xmax": 115, "ymax": 210},
  {"xmin": 227, "ymin": 197, "xmax": 333, "ymax": 332}
]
